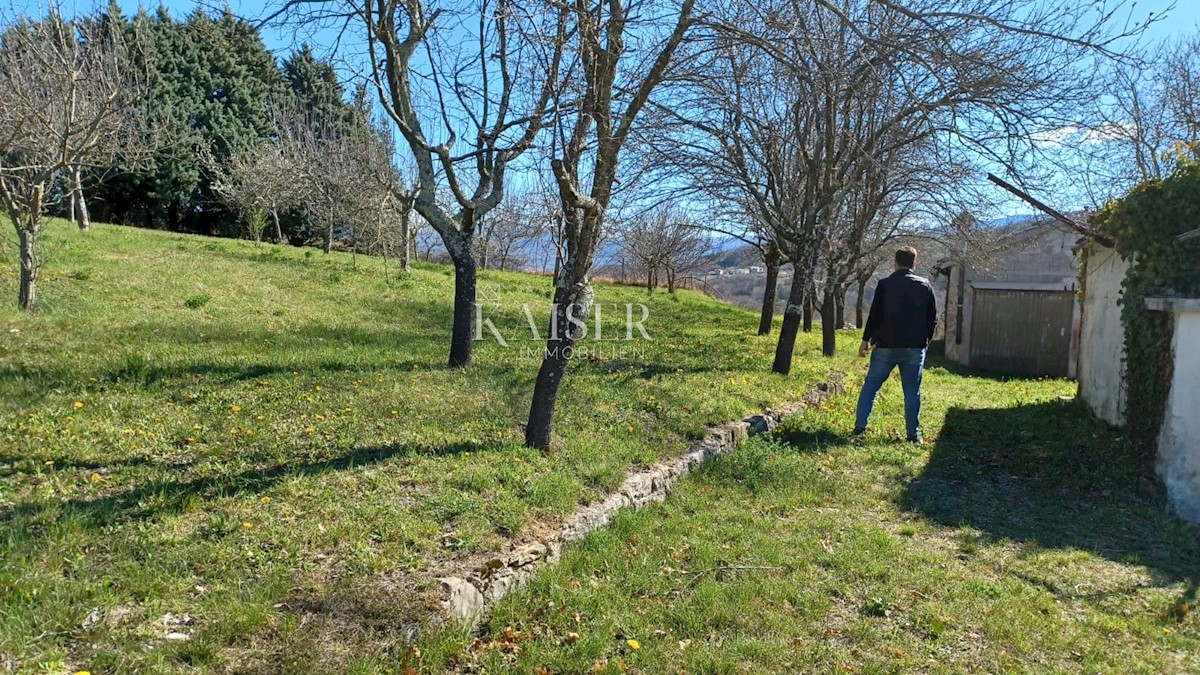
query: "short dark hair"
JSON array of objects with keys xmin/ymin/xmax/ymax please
[{"xmin": 895, "ymin": 246, "xmax": 917, "ymax": 268}]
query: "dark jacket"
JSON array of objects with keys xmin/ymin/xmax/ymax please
[{"xmin": 862, "ymin": 269, "xmax": 938, "ymax": 349}]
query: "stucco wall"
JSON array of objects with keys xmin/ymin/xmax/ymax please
[
  {"xmin": 1078, "ymin": 246, "xmax": 1129, "ymax": 426},
  {"xmin": 1150, "ymin": 299, "xmax": 1200, "ymax": 524}
]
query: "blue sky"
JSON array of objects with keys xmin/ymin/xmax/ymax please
[
  {"xmin": 15, "ymin": 0, "xmax": 1200, "ymax": 219},
  {"xmin": 1139, "ymin": 0, "xmax": 1200, "ymax": 42},
  {"xmin": 75, "ymin": 0, "xmax": 1195, "ymax": 64}
]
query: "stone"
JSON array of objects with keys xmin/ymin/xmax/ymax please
[
  {"xmin": 484, "ymin": 567, "xmax": 530, "ymax": 602},
  {"xmin": 432, "ymin": 378, "xmax": 842, "ymax": 629},
  {"xmin": 620, "ymin": 472, "xmax": 655, "ymax": 504},
  {"xmin": 439, "ymin": 577, "xmax": 486, "ymax": 627},
  {"xmin": 507, "ymin": 542, "xmax": 548, "ymax": 568},
  {"xmin": 559, "ymin": 493, "xmax": 629, "ymax": 542}
]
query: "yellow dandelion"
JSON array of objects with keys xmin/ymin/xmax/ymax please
[
  {"xmin": 256, "ymin": 415, "xmax": 265, "ymax": 421},
  {"xmin": 193, "ymin": 424, "xmax": 203, "ymax": 430},
  {"xmin": 229, "ymin": 429, "xmax": 239, "ymax": 436},
  {"xmin": 316, "ymin": 414, "xmax": 325, "ymax": 420},
  {"xmin": 343, "ymin": 407, "xmax": 352, "ymax": 414},
  {"xmin": 391, "ymin": 410, "xmax": 399, "ymax": 416},
  {"xmin": 242, "ymin": 522, "xmax": 253, "ymax": 529},
  {"xmin": 260, "ymin": 496, "xmax": 270, "ymax": 504},
  {"xmin": 90, "ymin": 472, "xmax": 101, "ymax": 483},
  {"xmin": 314, "ymin": 385, "xmax": 321, "ymax": 392},
  {"xmin": 186, "ymin": 437, "xmax": 196, "ymax": 444},
  {"xmin": 305, "ymin": 426, "xmax": 315, "ymax": 433},
  {"xmin": 627, "ymin": 639, "xmax": 640, "ymax": 650},
  {"xmin": 75, "ymin": 671, "xmax": 92, "ymax": 675},
  {"xmin": 73, "ymin": 401, "xmax": 84, "ymax": 409},
  {"xmin": 44, "ymin": 460, "xmax": 54, "ymax": 466},
  {"xmin": 230, "ymin": 405, "xmax": 241, "ymax": 413},
  {"xmin": 122, "ymin": 428, "xmax": 134, "ymax": 435}
]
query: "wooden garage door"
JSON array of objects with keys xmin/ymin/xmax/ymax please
[{"xmin": 970, "ymin": 289, "xmax": 1074, "ymax": 377}]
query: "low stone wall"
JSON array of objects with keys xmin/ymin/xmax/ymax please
[{"xmin": 438, "ymin": 376, "xmax": 845, "ymax": 628}]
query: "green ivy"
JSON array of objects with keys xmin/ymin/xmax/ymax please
[{"xmin": 1091, "ymin": 160, "xmax": 1200, "ymax": 458}]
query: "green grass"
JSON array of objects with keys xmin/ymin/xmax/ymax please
[
  {"xmin": 438, "ymin": 365, "xmax": 1200, "ymax": 673},
  {"xmin": 0, "ymin": 220, "xmax": 852, "ymax": 673}
]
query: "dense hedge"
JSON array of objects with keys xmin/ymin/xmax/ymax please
[{"xmin": 1091, "ymin": 160, "xmax": 1200, "ymax": 457}]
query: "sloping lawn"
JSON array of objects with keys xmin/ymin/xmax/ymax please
[
  {"xmin": 438, "ymin": 361, "xmax": 1200, "ymax": 673},
  {"xmin": 0, "ymin": 220, "xmax": 853, "ymax": 673}
]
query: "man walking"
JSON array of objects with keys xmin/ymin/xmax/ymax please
[{"xmin": 854, "ymin": 246, "xmax": 938, "ymax": 443}]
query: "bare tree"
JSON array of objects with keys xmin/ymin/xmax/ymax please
[
  {"xmin": 67, "ymin": 164, "xmax": 90, "ymax": 231},
  {"xmin": 474, "ymin": 190, "xmax": 547, "ymax": 271},
  {"xmin": 1055, "ymin": 37, "xmax": 1200, "ymax": 207},
  {"xmin": 0, "ymin": 10, "xmax": 142, "ymax": 310},
  {"xmin": 524, "ymin": 0, "xmax": 696, "ymax": 450},
  {"xmin": 619, "ymin": 206, "xmax": 709, "ymax": 292},
  {"xmin": 208, "ymin": 140, "xmax": 301, "ymax": 243},
  {"xmin": 620, "ymin": 209, "xmax": 672, "ymax": 290},
  {"xmin": 272, "ymin": 0, "xmax": 570, "ymax": 367},
  {"xmin": 657, "ymin": 0, "xmax": 1146, "ymax": 370}
]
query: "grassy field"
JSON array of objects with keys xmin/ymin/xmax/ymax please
[
  {"xmin": 0, "ymin": 220, "xmax": 853, "ymax": 673},
  {"xmin": 437, "ymin": 364, "xmax": 1200, "ymax": 674}
]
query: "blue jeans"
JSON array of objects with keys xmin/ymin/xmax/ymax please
[{"xmin": 855, "ymin": 347, "xmax": 926, "ymax": 438}]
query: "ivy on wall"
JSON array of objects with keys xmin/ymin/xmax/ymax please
[{"xmin": 1091, "ymin": 160, "xmax": 1200, "ymax": 457}]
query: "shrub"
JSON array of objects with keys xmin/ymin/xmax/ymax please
[
  {"xmin": 1091, "ymin": 159, "xmax": 1200, "ymax": 457},
  {"xmin": 184, "ymin": 293, "xmax": 212, "ymax": 309}
]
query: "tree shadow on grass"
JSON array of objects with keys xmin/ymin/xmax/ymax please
[
  {"xmin": 775, "ymin": 426, "xmax": 852, "ymax": 451},
  {"xmin": 900, "ymin": 400, "xmax": 1200, "ymax": 590},
  {"xmin": 922, "ymin": 341, "xmax": 1054, "ymax": 383},
  {"xmin": 0, "ymin": 440, "xmax": 490, "ymax": 533},
  {"xmin": 0, "ymin": 319, "xmax": 456, "ymax": 407}
]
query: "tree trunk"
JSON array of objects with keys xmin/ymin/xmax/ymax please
[
  {"xmin": 667, "ymin": 269, "xmax": 677, "ymax": 293},
  {"xmin": 17, "ymin": 220, "xmax": 39, "ymax": 311},
  {"xmin": 400, "ymin": 209, "xmax": 412, "ymax": 273},
  {"xmin": 271, "ymin": 209, "xmax": 283, "ymax": 244},
  {"xmin": 855, "ymin": 277, "xmax": 867, "ymax": 329},
  {"xmin": 447, "ymin": 242, "xmax": 477, "ymax": 369},
  {"xmin": 73, "ymin": 168, "xmax": 90, "ymax": 231},
  {"xmin": 772, "ymin": 271, "xmax": 807, "ymax": 374},
  {"xmin": 757, "ymin": 243, "xmax": 781, "ymax": 336},
  {"xmin": 525, "ymin": 220, "xmax": 597, "ymax": 451},
  {"xmin": 323, "ymin": 224, "xmax": 333, "ymax": 254},
  {"xmin": 802, "ymin": 288, "xmax": 814, "ymax": 332},
  {"xmin": 834, "ymin": 284, "xmax": 845, "ymax": 329},
  {"xmin": 525, "ymin": 282, "xmax": 591, "ymax": 451},
  {"xmin": 821, "ymin": 283, "xmax": 837, "ymax": 357}
]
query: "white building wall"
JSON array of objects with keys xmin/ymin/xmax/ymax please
[
  {"xmin": 1149, "ymin": 298, "xmax": 1200, "ymax": 524},
  {"xmin": 1078, "ymin": 246, "xmax": 1129, "ymax": 425}
]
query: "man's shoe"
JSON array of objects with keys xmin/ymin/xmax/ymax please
[
  {"xmin": 906, "ymin": 435, "xmax": 924, "ymax": 445},
  {"xmin": 852, "ymin": 427, "xmax": 867, "ymax": 437}
]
